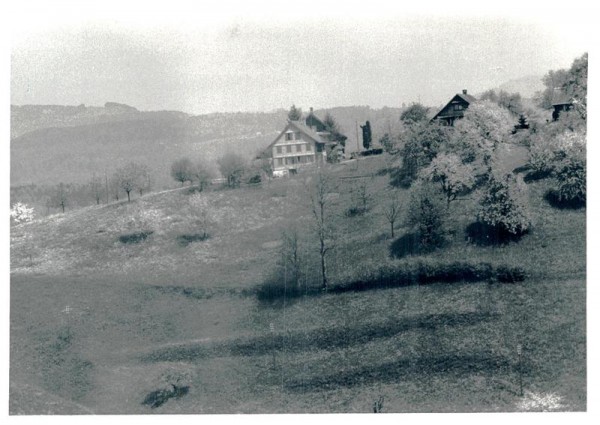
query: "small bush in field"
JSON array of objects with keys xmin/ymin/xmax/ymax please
[
  {"xmin": 477, "ymin": 172, "xmax": 531, "ymax": 238},
  {"xmin": 496, "ymin": 265, "xmax": 527, "ymax": 283},
  {"xmin": 176, "ymin": 233, "xmax": 210, "ymax": 247},
  {"xmin": 119, "ymin": 231, "xmax": 153, "ymax": 244}
]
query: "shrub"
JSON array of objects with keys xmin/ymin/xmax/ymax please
[
  {"xmin": 119, "ymin": 231, "xmax": 153, "ymax": 244},
  {"xmin": 477, "ymin": 172, "xmax": 531, "ymax": 237},
  {"xmin": 176, "ymin": 233, "xmax": 210, "ymax": 247},
  {"xmin": 551, "ymin": 156, "xmax": 586, "ymax": 208},
  {"xmin": 10, "ymin": 202, "xmax": 35, "ymax": 224},
  {"xmin": 406, "ymin": 182, "xmax": 447, "ymax": 251}
]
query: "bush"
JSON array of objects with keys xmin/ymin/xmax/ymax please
[
  {"xmin": 406, "ymin": 182, "xmax": 447, "ymax": 251},
  {"xmin": 551, "ymin": 155, "xmax": 586, "ymax": 208},
  {"xmin": 466, "ymin": 221, "xmax": 528, "ymax": 246},
  {"xmin": 119, "ymin": 231, "xmax": 153, "ymax": 244},
  {"xmin": 176, "ymin": 233, "xmax": 210, "ymax": 247},
  {"xmin": 477, "ymin": 172, "xmax": 531, "ymax": 237}
]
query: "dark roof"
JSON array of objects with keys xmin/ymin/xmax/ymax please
[
  {"xmin": 431, "ymin": 92, "xmax": 477, "ymax": 121},
  {"xmin": 552, "ymin": 95, "xmax": 573, "ymax": 106},
  {"xmin": 456, "ymin": 92, "xmax": 477, "ymax": 104},
  {"xmin": 262, "ymin": 120, "xmax": 327, "ymax": 154}
]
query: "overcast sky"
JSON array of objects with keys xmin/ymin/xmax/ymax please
[{"xmin": 9, "ymin": 2, "xmax": 591, "ymax": 114}]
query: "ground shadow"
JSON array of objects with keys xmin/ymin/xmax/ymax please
[
  {"xmin": 466, "ymin": 222, "xmax": 528, "ymax": 246},
  {"xmin": 141, "ymin": 311, "xmax": 499, "ymax": 363},
  {"xmin": 389, "ymin": 232, "xmax": 424, "ymax": 258},
  {"xmin": 284, "ymin": 352, "xmax": 525, "ymax": 393},
  {"xmin": 544, "ymin": 190, "xmax": 585, "ymax": 210}
]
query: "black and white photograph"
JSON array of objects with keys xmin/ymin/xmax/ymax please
[{"xmin": 4, "ymin": 0, "xmax": 595, "ymax": 417}]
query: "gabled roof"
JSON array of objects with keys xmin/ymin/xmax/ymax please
[
  {"xmin": 431, "ymin": 91, "xmax": 477, "ymax": 121},
  {"xmin": 262, "ymin": 120, "xmax": 327, "ymax": 154},
  {"xmin": 552, "ymin": 95, "xmax": 573, "ymax": 106}
]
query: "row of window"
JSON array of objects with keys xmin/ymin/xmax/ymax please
[
  {"xmin": 275, "ymin": 155, "xmax": 314, "ymax": 166},
  {"xmin": 285, "ymin": 131, "xmax": 302, "ymax": 141},
  {"xmin": 275, "ymin": 143, "xmax": 312, "ymax": 154}
]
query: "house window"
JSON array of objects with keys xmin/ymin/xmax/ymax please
[
  {"xmin": 276, "ymin": 158, "xmax": 283, "ymax": 166},
  {"xmin": 285, "ymin": 132, "xmax": 293, "ymax": 141},
  {"xmin": 296, "ymin": 144, "xmax": 302, "ymax": 152},
  {"xmin": 276, "ymin": 146, "xmax": 282, "ymax": 154},
  {"xmin": 295, "ymin": 132, "xmax": 302, "ymax": 140},
  {"xmin": 306, "ymin": 155, "xmax": 313, "ymax": 162},
  {"xmin": 306, "ymin": 143, "xmax": 312, "ymax": 151},
  {"xmin": 454, "ymin": 103, "xmax": 462, "ymax": 111},
  {"xmin": 286, "ymin": 145, "xmax": 292, "ymax": 153}
]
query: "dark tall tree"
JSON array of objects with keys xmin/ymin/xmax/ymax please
[
  {"xmin": 288, "ymin": 104, "xmax": 303, "ymax": 121},
  {"xmin": 361, "ymin": 120, "xmax": 372, "ymax": 150}
]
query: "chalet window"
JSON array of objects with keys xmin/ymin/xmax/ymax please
[
  {"xmin": 286, "ymin": 145, "xmax": 292, "ymax": 153},
  {"xmin": 454, "ymin": 104, "xmax": 462, "ymax": 111},
  {"xmin": 296, "ymin": 144, "xmax": 302, "ymax": 152},
  {"xmin": 306, "ymin": 143, "xmax": 312, "ymax": 151},
  {"xmin": 306, "ymin": 155, "xmax": 313, "ymax": 162},
  {"xmin": 276, "ymin": 146, "xmax": 282, "ymax": 154},
  {"xmin": 285, "ymin": 132, "xmax": 293, "ymax": 141},
  {"xmin": 295, "ymin": 132, "xmax": 302, "ymax": 140},
  {"xmin": 276, "ymin": 158, "xmax": 283, "ymax": 166}
]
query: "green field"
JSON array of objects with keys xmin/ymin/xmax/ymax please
[{"xmin": 9, "ymin": 154, "xmax": 586, "ymax": 413}]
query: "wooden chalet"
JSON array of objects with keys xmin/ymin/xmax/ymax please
[{"xmin": 431, "ymin": 89, "xmax": 477, "ymax": 126}]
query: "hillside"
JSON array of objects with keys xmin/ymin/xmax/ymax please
[
  {"xmin": 10, "ymin": 104, "xmax": 403, "ymax": 188},
  {"xmin": 10, "ymin": 153, "xmax": 586, "ymax": 413}
]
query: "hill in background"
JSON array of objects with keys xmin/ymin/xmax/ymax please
[{"xmin": 10, "ymin": 104, "xmax": 403, "ymax": 189}]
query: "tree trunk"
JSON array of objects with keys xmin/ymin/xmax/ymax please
[
  {"xmin": 320, "ymin": 239, "xmax": 328, "ymax": 291},
  {"xmin": 391, "ymin": 221, "xmax": 395, "ymax": 238},
  {"xmin": 127, "ymin": 191, "xmax": 131, "ymax": 202}
]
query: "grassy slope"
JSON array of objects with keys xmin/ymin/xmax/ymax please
[{"xmin": 10, "ymin": 152, "xmax": 586, "ymax": 413}]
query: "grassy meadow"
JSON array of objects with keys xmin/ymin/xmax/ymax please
[{"xmin": 9, "ymin": 153, "xmax": 586, "ymax": 413}]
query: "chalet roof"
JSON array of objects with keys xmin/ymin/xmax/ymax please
[
  {"xmin": 262, "ymin": 120, "xmax": 327, "ymax": 155},
  {"xmin": 431, "ymin": 91, "xmax": 477, "ymax": 121},
  {"xmin": 552, "ymin": 95, "xmax": 573, "ymax": 106}
]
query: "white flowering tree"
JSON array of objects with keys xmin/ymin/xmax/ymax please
[
  {"xmin": 10, "ymin": 202, "xmax": 35, "ymax": 225},
  {"xmin": 451, "ymin": 100, "xmax": 514, "ymax": 167},
  {"xmin": 478, "ymin": 172, "xmax": 531, "ymax": 236},
  {"xmin": 420, "ymin": 153, "xmax": 476, "ymax": 207}
]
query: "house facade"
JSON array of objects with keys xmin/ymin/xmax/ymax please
[
  {"xmin": 263, "ymin": 109, "xmax": 346, "ymax": 177},
  {"xmin": 265, "ymin": 120, "xmax": 327, "ymax": 177},
  {"xmin": 431, "ymin": 89, "xmax": 477, "ymax": 126}
]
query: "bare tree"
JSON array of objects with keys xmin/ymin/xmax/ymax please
[
  {"xmin": 383, "ymin": 194, "xmax": 402, "ymax": 238},
  {"xmin": 171, "ymin": 158, "xmax": 194, "ymax": 186},
  {"xmin": 89, "ymin": 174, "xmax": 104, "ymax": 205},
  {"xmin": 307, "ymin": 171, "xmax": 337, "ymax": 290},
  {"xmin": 280, "ymin": 228, "xmax": 303, "ymax": 290},
  {"xmin": 136, "ymin": 164, "xmax": 153, "ymax": 196},
  {"xmin": 218, "ymin": 152, "xmax": 248, "ymax": 188},
  {"xmin": 114, "ymin": 162, "xmax": 144, "ymax": 202},
  {"xmin": 191, "ymin": 159, "xmax": 213, "ymax": 191},
  {"xmin": 51, "ymin": 183, "xmax": 68, "ymax": 213}
]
